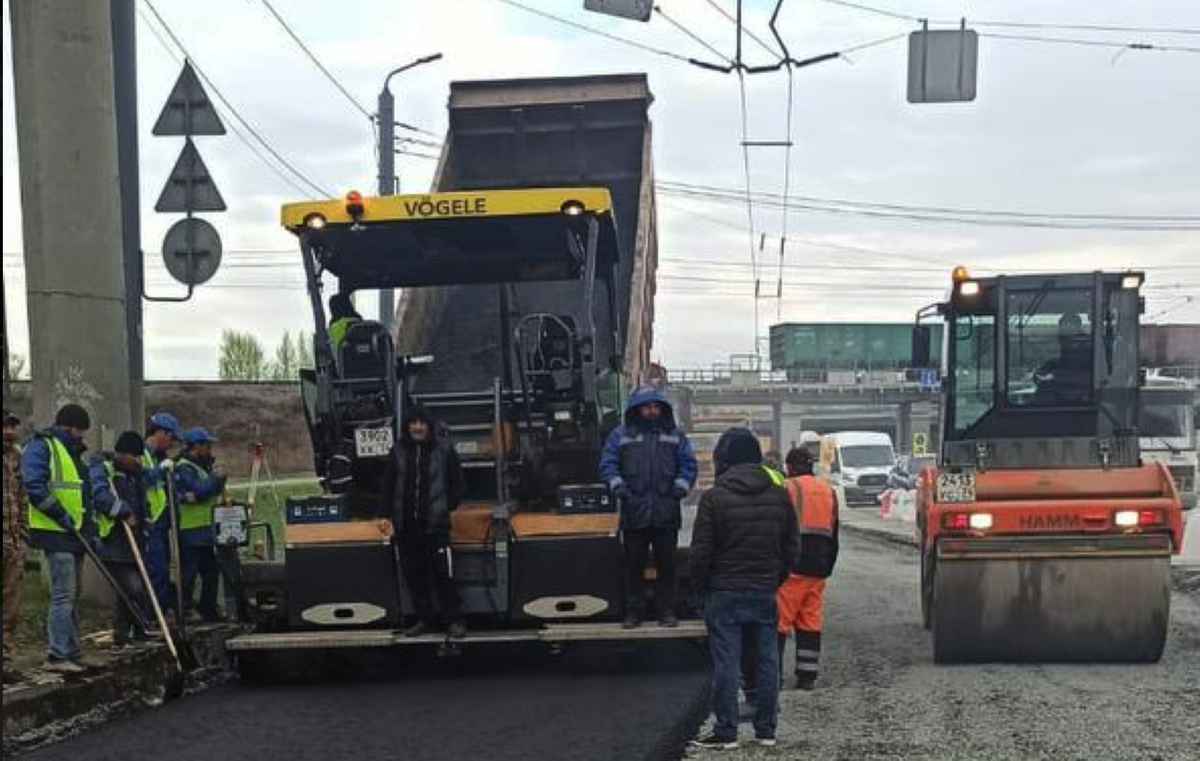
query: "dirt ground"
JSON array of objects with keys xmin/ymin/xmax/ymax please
[{"xmin": 5, "ymin": 381, "xmax": 313, "ymax": 479}]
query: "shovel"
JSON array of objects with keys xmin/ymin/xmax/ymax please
[{"xmin": 123, "ymin": 520, "xmax": 197, "ymax": 698}]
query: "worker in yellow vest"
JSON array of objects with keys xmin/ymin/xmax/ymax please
[
  {"xmin": 20, "ymin": 404, "xmax": 96, "ymax": 674},
  {"xmin": 778, "ymin": 444, "xmax": 841, "ymax": 690},
  {"xmin": 173, "ymin": 427, "xmax": 228, "ymax": 622},
  {"xmin": 143, "ymin": 412, "xmax": 181, "ymax": 611},
  {"xmin": 328, "ymin": 293, "xmax": 362, "ymax": 355},
  {"xmin": 88, "ymin": 431, "xmax": 154, "ymax": 649}
]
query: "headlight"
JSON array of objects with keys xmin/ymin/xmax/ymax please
[
  {"xmin": 968, "ymin": 512, "xmax": 993, "ymax": 530},
  {"xmin": 1114, "ymin": 510, "xmax": 1138, "ymax": 527}
]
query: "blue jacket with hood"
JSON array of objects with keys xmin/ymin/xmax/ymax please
[{"xmin": 599, "ymin": 387, "xmax": 698, "ymax": 531}]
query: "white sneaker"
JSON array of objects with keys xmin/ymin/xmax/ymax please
[{"xmin": 755, "ymin": 737, "xmax": 777, "ymax": 747}]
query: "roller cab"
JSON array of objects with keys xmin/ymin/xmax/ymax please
[{"xmin": 913, "ymin": 270, "xmax": 1185, "ymax": 663}]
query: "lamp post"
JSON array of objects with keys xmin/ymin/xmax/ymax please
[{"xmin": 377, "ymin": 53, "xmax": 442, "ymax": 330}]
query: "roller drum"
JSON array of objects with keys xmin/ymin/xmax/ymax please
[{"xmin": 931, "ymin": 554, "xmax": 1170, "ymax": 663}]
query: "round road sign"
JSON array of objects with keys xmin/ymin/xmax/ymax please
[{"xmin": 162, "ymin": 217, "xmax": 222, "ymax": 286}]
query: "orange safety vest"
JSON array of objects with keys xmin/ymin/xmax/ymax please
[{"xmin": 785, "ymin": 475, "xmax": 837, "ymax": 537}]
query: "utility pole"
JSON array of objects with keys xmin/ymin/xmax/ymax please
[
  {"xmin": 10, "ymin": 0, "xmax": 134, "ymax": 447},
  {"xmin": 376, "ymin": 85, "xmax": 396, "ymax": 330},
  {"xmin": 111, "ymin": 0, "xmax": 144, "ymax": 423},
  {"xmin": 376, "ymin": 53, "xmax": 442, "ymax": 334}
]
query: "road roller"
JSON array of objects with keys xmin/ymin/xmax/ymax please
[{"xmin": 912, "ymin": 269, "xmax": 1185, "ymax": 663}]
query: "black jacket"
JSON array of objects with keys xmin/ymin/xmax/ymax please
[
  {"xmin": 689, "ymin": 463, "xmax": 799, "ymax": 595},
  {"xmin": 381, "ymin": 429, "xmax": 464, "ymax": 536},
  {"xmin": 88, "ymin": 453, "xmax": 149, "ymax": 563}
]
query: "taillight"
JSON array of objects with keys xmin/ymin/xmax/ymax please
[
  {"xmin": 1138, "ymin": 509, "xmax": 1163, "ymax": 526},
  {"xmin": 944, "ymin": 513, "xmax": 969, "ymax": 531},
  {"xmin": 943, "ymin": 512, "xmax": 992, "ymax": 531}
]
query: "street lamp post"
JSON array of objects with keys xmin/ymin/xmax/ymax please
[{"xmin": 377, "ymin": 53, "xmax": 442, "ymax": 330}]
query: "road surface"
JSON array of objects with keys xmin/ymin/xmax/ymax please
[
  {"xmin": 20, "ymin": 535, "xmax": 1199, "ymax": 760},
  {"xmin": 694, "ymin": 533, "xmax": 1200, "ymax": 760}
]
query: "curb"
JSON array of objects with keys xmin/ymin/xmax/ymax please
[
  {"xmin": 2, "ymin": 625, "xmax": 237, "ymax": 754},
  {"xmin": 840, "ymin": 520, "xmax": 919, "ymax": 550}
]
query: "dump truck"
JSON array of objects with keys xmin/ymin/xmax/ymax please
[
  {"xmin": 227, "ymin": 75, "xmax": 708, "ymax": 663},
  {"xmin": 912, "ymin": 268, "xmax": 1185, "ymax": 663}
]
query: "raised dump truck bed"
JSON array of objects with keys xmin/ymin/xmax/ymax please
[{"xmin": 397, "ymin": 74, "xmax": 657, "ymax": 393}]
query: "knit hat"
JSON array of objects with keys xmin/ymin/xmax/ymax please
[
  {"xmin": 3, "ymin": 410, "xmax": 18, "ymax": 427},
  {"xmin": 54, "ymin": 403, "xmax": 91, "ymax": 430},
  {"xmin": 713, "ymin": 426, "xmax": 762, "ymax": 476},
  {"xmin": 115, "ymin": 431, "xmax": 144, "ymax": 457}
]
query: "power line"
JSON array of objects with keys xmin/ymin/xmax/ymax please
[
  {"xmin": 251, "ymin": 0, "xmax": 372, "ymax": 119},
  {"xmin": 491, "ymin": 0, "xmax": 692, "ymax": 62},
  {"xmin": 700, "ymin": 0, "xmax": 782, "ymax": 59},
  {"xmin": 658, "ymin": 182, "xmax": 1200, "ymax": 231},
  {"xmin": 654, "ymin": 5, "xmax": 731, "ymax": 64},
  {"xmin": 660, "ymin": 180, "xmax": 1200, "ymax": 223},
  {"xmin": 811, "ymin": 0, "xmax": 1200, "ymax": 36},
  {"xmin": 142, "ymin": 0, "xmax": 333, "ymax": 198},
  {"xmin": 136, "ymin": 8, "xmax": 315, "ymax": 199}
]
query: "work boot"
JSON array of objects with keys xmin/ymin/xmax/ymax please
[
  {"xmin": 622, "ymin": 608, "xmax": 642, "ymax": 630},
  {"xmin": 403, "ymin": 620, "xmax": 430, "ymax": 638},
  {"xmin": 70, "ymin": 652, "xmax": 105, "ymax": 671},
  {"xmin": 42, "ymin": 657, "xmax": 86, "ymax": 675},
  {"xmin": 448, "ymin": 621, "xmax": 467, "ymax": 640},
  {"xmin": 658, "ymin": 611, "xmax": 679, "ymax": 628},
  {"xmin": 795, "ymin": 674, "xmax": 816, "ymax": 691}
]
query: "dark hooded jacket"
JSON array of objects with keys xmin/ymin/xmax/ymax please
[
  {"xmin": 690, "ymin": 463, "xmax": 798, "ymax": 595},
  {"xmin": 88, "ymin": 453, "xmax": 149, "ymax": 563},
  {"xmin": 598, "ymin": 386, "xmax": 698, "ymax": 531},
  {"xmin": 381, "ymin": 409, "xmax": 465, "ymax": 536}
]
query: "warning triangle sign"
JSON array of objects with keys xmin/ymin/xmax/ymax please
[
  {"xmin": 155, "ymin": 139, "xmax": 226, "ymax": 213},
  {"xmin": 152, "ymin": 61, "xmax": 226, "ymax": 136}
]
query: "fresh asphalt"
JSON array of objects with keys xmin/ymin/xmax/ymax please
[{"xmin": 18, "ymin": 641, "xmax": 709, "ymax": 761}]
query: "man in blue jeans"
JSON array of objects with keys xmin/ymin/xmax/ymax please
[
  {"xmin": 689, "ymin": 427, "xmax": 798, "ymax": 749},
  {"xmin": 20, "ymin": 404, "xmax": 97, "ymax": 674}
]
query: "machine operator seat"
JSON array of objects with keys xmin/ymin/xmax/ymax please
[
  {"xmin": 333, "ymin": 320, "xmax": 397, "ymax": 427},
  {"xmin": 339, "ymin": 320, "xmax": 395, "ymax": 380}
]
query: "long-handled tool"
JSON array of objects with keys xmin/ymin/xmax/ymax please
[
  {"xmin": 162, "ymin": 460, "xmax": 189, "ymax": 638},
  {"xmin": 69, "ymin": 523, "xmax": 155, "ymax": 636},
  {"xmin": 122, "ymin": 521, "xmax": 183, "ymax": 671}
]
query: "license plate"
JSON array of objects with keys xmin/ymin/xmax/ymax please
[
  {"xmin": 936, "ymin": 471, "xmax": 976, "ymax": 503},
  {"xmin": 355, "ymin": 427, "xmax": 394, "ymax": 458}
]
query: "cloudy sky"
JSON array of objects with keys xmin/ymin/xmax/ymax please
[{"xmin": 4, "ymin": 0, "xmax": 1199, "ymax": 378}]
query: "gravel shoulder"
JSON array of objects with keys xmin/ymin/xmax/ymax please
[{"xmin": 690, "ymin": 534, "xmax": 1200, "ymax": 761}]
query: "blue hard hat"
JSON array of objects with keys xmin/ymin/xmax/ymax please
[
  {"xmin": 149, "ymin": 411, "xmax": 182, "ymax": 435},
  {"xmin": 183, "ymin": 427, "xmax": 218, "ymax": 445}
]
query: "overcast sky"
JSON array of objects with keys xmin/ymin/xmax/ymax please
[{"xmin": 4, "ymin": 0, "xmax": 1199, "ymax": 379}]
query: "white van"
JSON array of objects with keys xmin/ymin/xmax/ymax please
[{"xmin": 819, "ymin": 431, "xmax": 897, "ymax": 505}]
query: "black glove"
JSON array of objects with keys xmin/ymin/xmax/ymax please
[
  {"xmin": 114, "ymin": 501, "xmax": 134, "ymax": 521},
  {"xmin": 671, "ymin": 479, "xmax": 690, "ymax": 500}
]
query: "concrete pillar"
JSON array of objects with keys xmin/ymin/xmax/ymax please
[
  {"xmin": 897, "ymin": 401, "xmax": 913, "ymax": 454},
  {"xmin": 11, "ymin": 0, "xmax": 134, "ymax": 450}
]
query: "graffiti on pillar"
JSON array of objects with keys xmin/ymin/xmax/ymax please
[{"xmin": 52, "ymin": 364, "xmax": 102, "ymax": 421}]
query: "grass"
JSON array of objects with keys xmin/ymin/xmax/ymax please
[
  {"xmin": 226, "ymin": 478, "xmax": 321, "ymax": 560},
  {"xmin": 11, "ymin": 554, "xmax": 120, "ymax": 664}
]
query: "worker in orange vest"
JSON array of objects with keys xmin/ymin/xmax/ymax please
[{"xmin": 777, "ymin": 444, "xmax": 840, "ymax": 690}]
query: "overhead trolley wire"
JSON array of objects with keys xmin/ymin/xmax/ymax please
[{"xmin": 142, "ymin": 0, "xmax": 333, "ymax": 198}]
